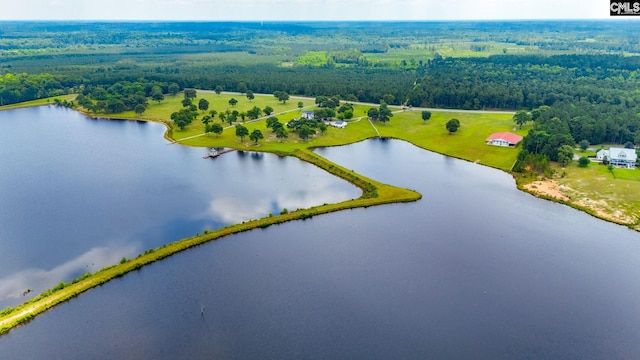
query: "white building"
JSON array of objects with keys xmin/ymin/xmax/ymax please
[
  {"xmin": 485, "ymin": 132, "xmax": 523, "ymax": 147},
  {"xmin": 596, "ymin": 147, "xmax": 637, "ymax": 168},
  {"xmin": 329, "ymin": 120, "xmax": 347, "ymax": 128}
]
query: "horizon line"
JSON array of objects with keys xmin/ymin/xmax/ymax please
[{"xmin": 0, "ymin": 18, "xmax": 623, "ymax": 22}]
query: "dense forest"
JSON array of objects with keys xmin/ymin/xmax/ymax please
[
  {"xmin": 408, "ymin": 54, "xmax": 640, "ymax": 110},
  {"xmin": 2, "ymin": 21, "xmax": 640, "ymax": 166}
]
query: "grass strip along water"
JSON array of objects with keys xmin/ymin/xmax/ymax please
[
  {"xmin": 0, "ymin": 148, "xmax": 421, "ymax": 336},
  {"xmin": 3, "ymin": 91, "xmax": 636, "ymax": 335}
]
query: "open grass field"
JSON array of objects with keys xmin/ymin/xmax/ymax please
[
  {"xmin": 163, "ymin": 93, "xmax": 637, "ymax": 230},
  {"xmin": 375, "ymin": 110, "xmax": 526, "ymax": 170},
  {"xmin": 105, "ymin": 92, "xmax": 315, "ymax": 123},
  {"xmin": 296, "ymin": 42, "xmax": 544, "ymax": 69},
  {"xmin": 161, "ymin": 93, "xmax": 523, "ymax": 171},
  {"xmin": 362, "ymin": 42, "xmax": 540, "ymax": 66},
  {"xmin": 176, "ymin": 107, "xmax": 523, "ymax": 171},
  {"xmin": 550, "ymin": 162, "xmax": 640, "ymax": 228}
]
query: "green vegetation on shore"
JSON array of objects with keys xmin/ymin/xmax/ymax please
[
  {"xmin": 1, "ymin": 87, "xmax": 638, "ymax": 336},
  {"xmin": 0, "ymin": 147, "xmax": 420, "ymax": 335},
  {"xmin": 130, "ymin": 92, "xmax": 522, "ymax": 171},
  {"xmin": 0, "ymin": 95, "xmax": 77, "ymax": 111},
  {"xmin": 0, "ymin": 96, "xmax": 423, "ymax": 336},
  {"xmin": 516, "ymin": 161, "xmax": 640, "ymax": 230},
  {"xmin": 3, "ymin": 20, "xmax": 640, "ymax": 339},
  {"xmin": 0, "ymin": 90, "xmax": 523, "ymax": 336}
]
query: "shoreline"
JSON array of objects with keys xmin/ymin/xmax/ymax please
[
  {"xmin": 4, "ymin": 99, "xmax": 637, "ymax": 231},
  {"xmin": 0, "ymin": 105, "xmax": 421, "ymax": 336},
  {"xmin": 1, "ymin": 96, "xmax": 637, "ymax": 335},
  {"xmin": 518, "ymin": 179, "xmax": 639, "ymax": 231},
  {"xmin": 6, "ymin": 98, "xmax": 638, "ymax": 230}
]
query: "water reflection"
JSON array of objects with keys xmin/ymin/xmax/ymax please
[
  {"xmin": 0, "ymin": 106, "xmax": 360, "ymax": 308},
  {"xmin": 250, "ymin": 152, "xmax": 264, "ymax": 160},
  {"xmin": 0, "ymin": 244, "xmax": 139, "ymax": 304},
  {"xmin": 2, "ymin": 139, "xmax": 640, "ymax": 359},
  {"xmin": 204, "ymin": 178, "xmax": 359, "ymax": 223}
]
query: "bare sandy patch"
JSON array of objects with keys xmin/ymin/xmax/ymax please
[
  {"xmin": 523, "ymin": 179, "xmax": 636, "ymax": 226},
  {"xmin": 523, "ymin": 180, "xmax": 570, "ymax": 202}
]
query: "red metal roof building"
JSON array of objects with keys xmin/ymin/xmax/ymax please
[{"xmin": 486, "ymin": 132, "xmax": 523, "ymax": 147}]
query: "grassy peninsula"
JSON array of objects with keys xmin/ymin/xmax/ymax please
[
  {"xmin": 1, "ymin": 88, "xmax": 637, "ymax": 335},
  {"xmin": 0, "ymin": 140, "xmax": 420, "ymax": 335},
  {"xmin": 0, "ymin": 93, "xmax": 429, "ymax": 335}
]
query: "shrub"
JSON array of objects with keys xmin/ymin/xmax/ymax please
[
  {"xmin": 1, "ymin": 307, "xmax": 14, "ymax": 316},
  {"xmin": 578, "ymin": 156, "xmax": 591, "ymax": 168}
]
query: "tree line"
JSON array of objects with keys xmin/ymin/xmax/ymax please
[
  {"xmin": 5, "ymin": 53, "xmax": 640, "ymax": 156},
  {"xmin": 0, "ymin": 73, "xmax": 68, "ymax": 106},
  {"xmin": 408, "ymin": 54, "xmax": 640, "ymax": 111}
]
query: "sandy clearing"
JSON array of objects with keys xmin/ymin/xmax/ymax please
[
  {"xmin": 522, "ymin": 179, "xmax": 635, "ymax": 225},
  {"xmin": 523, "ymin": 180, "xmax": 570, "ymax": 202}
]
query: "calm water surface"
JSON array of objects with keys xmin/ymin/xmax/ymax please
[
  {"xmin": 1, "ymin": 109, "xmax": 640, "ymax": 359},
  {"xmin": 0, "ymin": 106, "xmax": 359, "ymax": 308}
]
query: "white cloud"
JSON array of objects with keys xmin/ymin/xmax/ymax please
[{"xmin": 0, "ymin": 0, "xmax": 611, "ymax": 20}]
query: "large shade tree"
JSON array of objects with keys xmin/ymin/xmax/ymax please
[
  {"xmin": 235, "ymin": 124, "xmax": 249, "ymax": 141},
  {"xmin": 198, "ymin": 98, "xmax": 209, "ymax": 112},
  {"xmin": 249, "ymin": 129, "xmax": 264, "ymax": 144},
  {"xmin": 446, "ymin": 118, "xmax": 460, "ymax": 134}
]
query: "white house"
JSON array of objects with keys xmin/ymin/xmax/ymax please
[
  {"xmin": 301, "ymin": 111, "xmax": 315, "ymax": 120},
  {"xmin": 485, "ymin": 132, "xmax": 523, "ymax": 147},
  {"xmin": 596, "ymin": 147, "xmax": 637, "ymax": 168},
  {"xmin": 330, "ymin": 120, "xmax": 347, "ymax": 128}
]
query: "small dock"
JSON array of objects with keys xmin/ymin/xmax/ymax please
[{"xmin": 203, "ymin": 148, "xmax": 236, "ymax": 159}]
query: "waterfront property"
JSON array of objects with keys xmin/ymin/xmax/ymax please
[
  {"xmin": 596, "ymin": 147, "xmax": 637, "ymax": 168},
  {"xmin": 485, "ymin": 132, "xmax": 523, "ymax": 147},
  {"xmin": 3, "ymin": 110, "xmax": 640, "ymax": 359}
]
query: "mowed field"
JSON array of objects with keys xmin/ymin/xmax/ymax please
[
  {"xmin": 108, "ymin": 92, "xmax": 316, "ymax": 124},
  {"xmin": 140, "ymin": 93, "xmax": 524, "ymax": 171},
  {"xmin": 375, "ymin": 110, "xmax": 525, "ymax": 170}
]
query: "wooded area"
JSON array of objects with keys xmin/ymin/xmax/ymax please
[{"xmin": 2, "ymin": 21, "xmax": 640, "ymax": 166}]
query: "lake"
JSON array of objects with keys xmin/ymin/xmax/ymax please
[
  {"xmin": 1, "ymin": 107, "xmax": 639, "ymax": 359},
  {"xmin": 0, "ymin": 106, "xmax": 360, "ymax": 309}
]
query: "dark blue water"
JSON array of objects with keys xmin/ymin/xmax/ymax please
[
  {"xmin": 0, "ymin": 106, "xmax": 360, "ymax": 309},
  {"xmin": 1, "ymin": 110, "xmax": 640, "ymax": 359}
]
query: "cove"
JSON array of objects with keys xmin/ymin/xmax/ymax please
[
  {"xmin": 1, "ymin": 132, "xmax": 640, "ymax": 358},
  {"xmin": 0, "ymin": 106, "xmax": 360, "ymax": 309}
]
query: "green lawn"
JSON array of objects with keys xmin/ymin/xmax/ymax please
[
  {"xmin": 104, "ymin": 92, "xmax": 314, "ymax": 123},
  {"xmin": 0, "ymin": 95, "xmax": 77, "ymax": 111},
  {"xmin": 612, "ymin": 167, "xmax": 640, "ymax": 181},
  {"xmin": 375, "ymin": 110, "xmax": 526, "ymax": 170},
  {"xmin": 92, "ymin": 92, "xmax": 315, "ymax": 141},
  {"xmin": 167, "ymin": 95, "xmax": 523, "ymax": 171}
]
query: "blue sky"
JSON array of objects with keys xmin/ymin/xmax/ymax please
[{"xmin": 0, "ymin": 0, "xmax": 610, "ymax": 20}]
